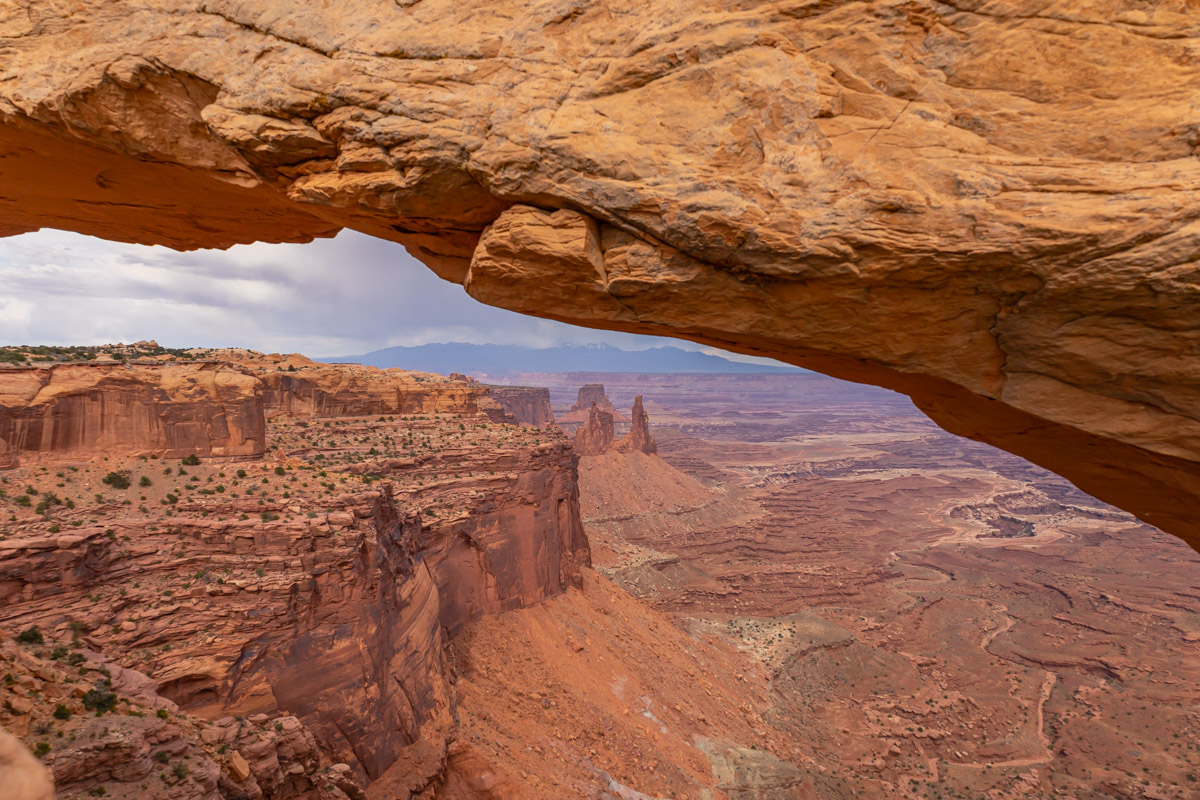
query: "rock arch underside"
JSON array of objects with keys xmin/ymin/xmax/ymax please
[{"xmin": 1, "ymin": 0, "xmax": 1198, "ymax": 548}]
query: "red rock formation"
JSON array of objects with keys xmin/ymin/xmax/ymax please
[
  {"xmin": 0, "ymin": 363, "xmax": 264, "ymax": 468},
  {"xmin": 221, "ymin": 353, "xmax": 493, "ymax": 420},
  {"xmin": 571, "ymin": 385, "xmax": 608, "ymax": 414},
  {"xmin": 0, "ymin": 363, "xmax": 588, "ymax": 793},
  {"xmin": 484, "ymin": 385, "xmax": 554, "ymax": 427},
  {"xmin": 560, "ymin": 384, "xmax": 625, "ymax": 425},
  {"xmin": 2, "ymin": 3, "xmax": 1195, "ymax": 542},
  {"xmin": 0, "ymin": 628, "xmax": 360, "ymax": 800},
  {"xmin": 573, "ymin": 405, "xmax": 615, "ymax": 457},
  {"xmin": 613, "ymin": 395, "xmax": 657, "ymax": 456}
]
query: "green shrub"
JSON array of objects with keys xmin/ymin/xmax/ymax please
[
  {"xmin": 33, "ymin": 742, "xmax": 49, "ymax": 758},
  {"xmin": 102, "ymin": 472, "xmax": 131, "ymax": 490},
  {"xmin": 139, "ymin": 476, "xmax": 152, "ymax": 487},
  {"xmin": 16, "ymin": 626, "xmax": 43, "ymax": 645},
  {"xmin": 181, "ymin": 454, "xmax": 200, "ymax": 466},
  {"xmin": 274, "ymin": 466, "xmax": 286, "ymax": 476},
  {"xmin": 53, "ymin": 704, "xmax": 71, "ymax": 720},
  {"xmin": 82, "ymin": 685, "xmax": 118, "ymax": 714}
]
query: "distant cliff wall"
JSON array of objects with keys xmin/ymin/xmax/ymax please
[
  {"xmin": 0, "ymin": 363, "xmax": 264, "ymax": 466},
  {"xmin": 256, "ymin": 365, "xmax": 487, "ymax": 419},
  {"xmin": 484, "ymin": 385, "xmax": 554, "ymax": 426}
]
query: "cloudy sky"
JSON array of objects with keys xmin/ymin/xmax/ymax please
[{"xmin": 0, "ymin": 228, "xmax": 729, "ymax": 359}]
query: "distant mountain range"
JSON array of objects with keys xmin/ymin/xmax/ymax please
[{"xmin": 319, "ymin": 342, "xmax": 803, "ymax": 375}]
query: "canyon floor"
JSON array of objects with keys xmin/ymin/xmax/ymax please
[
  {"xmin": 2, "ymin": 363, "xmax": 1198, "ymax": 800},
  {"xmin": 492, "ymin": 372, "xmax": 1200, "ymax": 800}
]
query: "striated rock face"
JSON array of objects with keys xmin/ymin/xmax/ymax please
[
  {"xmin": 0, "ymin": 627, "xmax": 363, "ymax": 800},
  {"xmin": 0, "ymin": 355, "xmax": 589, "ymax": 794},
  {"xmin": 0, "ymin": 1, "xmax": 1198, "ymax": 542},
  {"xmin": 575, "ymin": 394, "xmax": 656, "ymax": 457},
  {"xmin": 571, "ymin": 386, "xmax": 609, "ymax": 415},
  {"xmin": 561, "ymin": 384, "xmax": 624, "ymax": 425},
  {"xmin": 0, "ymin": 363, "xmax": 264, "ymax": 468},
  {"xmin": 573, "ymin": 404, "xmax": 615, "ymax": 457},
  {"xmin": 224, "ymin": 353, "xmax": 496, "ymax": 420},
  {"xmin": 613, "ymin": 395, "xmax": 657, "ymax": 456},
  {"xmin": 483, "ymin": 385, "xmax": 554, "ymax": 427}
]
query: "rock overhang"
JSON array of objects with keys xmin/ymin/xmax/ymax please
[{"xmin": 0, "ymin": 0, "xmax": 1197, "ymax": 547}]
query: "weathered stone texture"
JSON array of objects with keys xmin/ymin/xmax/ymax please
[{"xmin": 0, "ymin": 0, "xmax": 1197, "ymax": 543}]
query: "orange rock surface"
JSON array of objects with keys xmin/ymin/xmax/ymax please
[
  {"xmin": 0, "ymin": 353, "xmax": 588, "ymax": 797},
  {"xmin": 0, "ymin": 362, "xmax": 265, "ymax": 467},
  {"xmin": 559, "ymin": 384, "xmax": 625, "ymax": 425},
  {"xmin": 482, "ymin": 386, "xmax": 555, "ymax": 427},
  {"xmin": 572, "ymin": 404, "xmax": 615, "ymax": 457},
  {"xmin": 1, "ymin": 1, "xmax": 1197, "ymax": 542}
]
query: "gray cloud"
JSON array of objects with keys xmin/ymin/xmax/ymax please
[{"xmin": 0, "ymin": 229, "xmax": 726, "ymax": 358}]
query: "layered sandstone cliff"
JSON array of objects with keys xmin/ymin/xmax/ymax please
[
  {"xmin": 0, "ymin": 628, "xmax": 363, "ymax": 800},
  {"xmin": 0, "ymin": 362, "xmax": 264, "ymax": 468},
  {"xmin": 0, "ymin": 1, "xmax": 1197, "ymax": 543},
  {"xmin": 561, "ymin": 384, "xmax": 625, "ymax": 426},
  {"xmin": 222, "ymin": 352, "xmax": 502, "ymax": 421},
  {"xmin": 572, "ymin": 385, "xmax": 608, "ymax": 415},
  {"xmin": 0, "ymin": 356, "xmax": 589, "ymax": 796},
  {"xmin": 483, "ymin": 385, "xmax": 554, "ymax": 427},
  {"xmin": 574, "ymin": 394, "xmax": 657, "ymax": 457}
]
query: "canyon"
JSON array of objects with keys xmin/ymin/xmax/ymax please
[
  {"xmin": 559, "ymin": 372, "xmax": 1200, "ymax": 799},
  {"xmin": 0, "ymin": 353, "xmax": 589, "ymax": 799},
  {"xmin": 1, "ymin": 355, "xmax": 1198, "ymax": 798},
  {"xmin": 0, "ymin": 0, "xmax": 1198, "ymax": 544}
]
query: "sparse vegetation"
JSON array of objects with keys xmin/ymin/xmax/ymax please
[
  {"xmin": 102, "ymin": 471, "xmax": 131, "ymax": 490},
  {"xmin": 16, "ymin": 626, "xmax": 43, "ymax": 645}
]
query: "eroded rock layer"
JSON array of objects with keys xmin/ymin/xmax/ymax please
[
  {"xmin": 579, "ymin": 373, "xmax": 1200, "ymax": 799},
  {"xmin": 483, "ymin": 385, "xmax": 554, "ymax": 427},
  {"xmin": 573, "ymin": 404, "xmax": 615, "ymax": 456},
  {"xmin": 560, "ymin": 384, "xmax": 625, "ymax": 426},
  {"xmin": 0, "ymin": 362, "xmax": 265, "ymax": 467},
  {"xmin": 232, "ymin": 353, "xmax": 500, "ymax": 421},
  {"xmin": 0, "ymin": 2, "xmax": 1197, "ymax": 540},
  {"xmin": 0, "ymin": 354, "xmax": 588, "ymax": 796}
]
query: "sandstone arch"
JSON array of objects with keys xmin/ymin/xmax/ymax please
[{"xmin": 1, "ymin": 1, "xmax": 1197, "ymax": 546}]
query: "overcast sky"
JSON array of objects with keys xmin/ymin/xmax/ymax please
[{"xmin": 0, "ymin": 228, "xmax": 740, "ymax": 359}]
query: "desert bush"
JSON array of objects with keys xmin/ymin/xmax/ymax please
[
  {"xmin": 16, "ymin": 626, "xmax": 43, "ymax": 645},
  {"xmin": 102, "ymin": 472, "xmax": 131, "ymax": 490}
]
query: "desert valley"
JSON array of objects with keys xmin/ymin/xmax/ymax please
[
  {"xmin": 0, "ymin": 346, "xmax": 1195, "ymax": 800},
  {"xmin": 2, "ymin": 1, "xmax": 1200, "ymax": 797}
]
